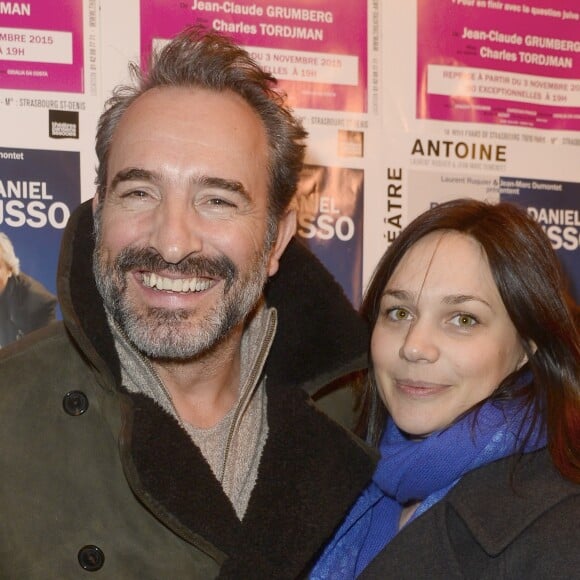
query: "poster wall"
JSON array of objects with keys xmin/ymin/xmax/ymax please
[
  {"xmin": 373, "ymin": 0, "xmax": 580, "ymax": 299},
  {"xmin": 1, "ymin": 0, "xmax": 579, "ymax": 310}
]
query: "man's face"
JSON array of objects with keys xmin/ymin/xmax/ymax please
[
  {"xmin": 0, "ymin": 251, "xmax": 12, "ymax": 295},
  {"xmin": 93, "ymin": 86, "xmax": 294, "ymax": 359}
]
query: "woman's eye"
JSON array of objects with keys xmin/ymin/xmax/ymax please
[
  {"xmin": 450, "ymin": 313, "xmax": 478, "ymax": 327},
  {"xmin": 387, "ymin": 307, "xmax": 412, "ymax": 321}
]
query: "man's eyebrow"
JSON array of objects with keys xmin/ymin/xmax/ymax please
[
  {"xmin": 109, "ymin": 170, "xmax": 252, "ymax": 201},
  {"xmin": 110, "ymin": 168, "xmax": 159, "ymax": 190},
  {"xmin": 198, "ymin": 176, "xmax": 251, "ymax": 201}
]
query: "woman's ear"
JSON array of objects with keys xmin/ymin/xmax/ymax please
[{"xmin": 517, "ymin": 340, "xmax": 537, "ymax": 370}]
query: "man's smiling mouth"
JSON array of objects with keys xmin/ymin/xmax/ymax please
[{"xmin": 141, "ymin": 272, "xmax": 215, "ymax": 293}]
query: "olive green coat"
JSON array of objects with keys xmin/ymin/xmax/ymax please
[{"xmin": 0, "ymin": 201, "xmax": 375, "ymax": 579}]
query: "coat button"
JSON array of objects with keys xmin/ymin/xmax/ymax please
[
  {"xmin": 78, "ymin": 545, "xmax": 105, "ymax": 571},
  {"xmin": 63, "ymin": 391, "xmax": 89, "ymax": 416}
]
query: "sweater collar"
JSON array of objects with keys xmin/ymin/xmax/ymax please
[{"xmin": 110, "ymin": 301, "xmax": 276, "ymax": 423}]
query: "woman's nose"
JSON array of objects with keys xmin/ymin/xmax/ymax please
[{"xmin": 399, "ymin": 320, "xmax": 439, "ymax": 363}]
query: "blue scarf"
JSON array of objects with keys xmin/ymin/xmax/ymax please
[{"xmin": 310, "ymin": 397, "xmax": 546, "ymax": 579}]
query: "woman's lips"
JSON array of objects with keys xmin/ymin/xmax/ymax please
[{"xmin": 395, "ymin": 380, "xmax": 451, "ymax": 398}]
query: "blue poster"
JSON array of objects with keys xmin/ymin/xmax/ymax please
[
  {"xmin": 500, "ymin": 176, "xmax": 580, "ymax": 302},
  {"xmin": 295, "ymin": 164, "xmax": 364, "ymax": 306},
  {"xmin": 0, "ymin": 147, "xmax": 80, "ymax": 302}
]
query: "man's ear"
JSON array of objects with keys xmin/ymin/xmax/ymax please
[
  {"xmin": 267, "ymin": 209, "xmax": 297, "ymax": 277},
  {"xmin": 92, "ymin": 192, "xmax": 100, "ymax": 213}
]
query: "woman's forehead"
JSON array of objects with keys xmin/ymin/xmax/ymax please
[{"xmin": 386, "ymin": 231, "xmax": 498, "ymax": 302}]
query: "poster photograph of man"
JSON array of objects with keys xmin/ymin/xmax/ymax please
[{"xmin": 0, "ymin": 231, "xmax": 57, "ymax": 348}]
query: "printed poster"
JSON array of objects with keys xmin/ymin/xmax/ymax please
[
  {"xmin": 295, "ymin": 164, "xmax": 364, "ymax": 306},
  {"xmin": 0, "ymin": 147, "xmax": 81, "ymax": 298},
  {"xmin": 500, "ymin": 176, "xmax": 580, "ymax": 300},
  {"xmin": 0, "ymin": 0, "xmax": 85, "ymax": 93},
  {"xmin": 417, "ymin": 0, "xmax": 580, "ymax": 130},
  {"xmin": 139, "ymin": 0, "xmax": 368, "ymax": 112}
]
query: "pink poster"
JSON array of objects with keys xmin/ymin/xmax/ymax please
[
  {"xmin": 0, "ymin": 0, "xmax": 84, "ymax": 93},
  {"xmin": 139, "ymin": 0, "xmax": 367, "ymax": 112},
  {"xmin": 417, "ymin": 0, "xmax": 580, "ymax": 130}
]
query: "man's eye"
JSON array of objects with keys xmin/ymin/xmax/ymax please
[
  {"xmin": 208, "ymin": 197, "xmax": 236, "ymax": 207},
  {"xmin": 387, "ymin": 307, "xmax": 412, "ymax": 321},
  {"xmin": 450, "ymin": 313, "xmax": 478, "ymax": 327},
  {"xmin": 198, "ymin": 195, "xmax": 240, "ymax": 213},
  {"xmin": 132, "ymin": 189, "xmax": 151, "ymax": 198},
  {"xmin": 119, "ymin": 189, "xmax": 150, "ymax": 199}
]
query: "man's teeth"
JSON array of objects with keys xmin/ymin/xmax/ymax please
[{"xmin": 142, "ymin": 273, "xmax": 213, "ymax": 292}]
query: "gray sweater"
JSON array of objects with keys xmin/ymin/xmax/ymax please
[{"xmin": 113, "ymin": 303, "xmax": 275, "ymax": 519}]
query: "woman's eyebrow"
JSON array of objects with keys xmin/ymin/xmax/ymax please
[
  {"xmin": 442, "ymin": 294, "xmax": 492, "ymax": 309},
  {"xmin": 381, "ymin": 288, "xmax": 413, "ymax": 301},
  {"xmin": 382, "ymin": 289, "xmax": 492, "ymax": 310}
]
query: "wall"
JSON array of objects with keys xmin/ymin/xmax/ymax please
[{"xmin": 0, "ymin": 0, "xmax": 578, "ymax": 304}]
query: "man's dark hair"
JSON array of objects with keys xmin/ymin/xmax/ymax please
[{"xmin": 95, "ymin": 25, "xmax": 307, "ymax": 223}]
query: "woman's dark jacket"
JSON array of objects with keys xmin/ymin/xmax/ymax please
[
  {"xmin": 360, "ymin": 449, "xmax": 580, "ymax": 579},
  {"xmin": 0, "ymin": 201, "xmax": 376, "ymax": 579}
]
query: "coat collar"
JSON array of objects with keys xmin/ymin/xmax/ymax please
[
  {"xmin": 122, "ymin": 384, "xmax": 375, "ymax": 577},
  {"xmin": 446, "ymin": 449, "xmax": 580, "ymax": 555}
]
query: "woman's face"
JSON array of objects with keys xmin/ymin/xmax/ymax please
[{"xmin": 371, "ymin": 230, "xmax": 527, "ymax": 437}]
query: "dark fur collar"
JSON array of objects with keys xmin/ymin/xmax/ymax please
[{"xmin": 122, "ymin": 386, "xmax": 374, "ymax": 577}]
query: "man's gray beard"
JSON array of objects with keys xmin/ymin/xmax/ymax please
[{"xmin": 92, "ymin": 213, "xmax": 271, "ymax": 360}]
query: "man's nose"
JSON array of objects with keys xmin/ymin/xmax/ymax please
[{"xmin": 149, "ymin": 197, "xmax": 203, "ymax": 264}]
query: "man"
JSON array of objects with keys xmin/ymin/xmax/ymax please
[
  {"xmin": 0, "ymin": 27, "xmax": 374, "ymax": 578},
  {"xmin": 0, "ymin": 231, "xmax": 57, "ymax": 347}
]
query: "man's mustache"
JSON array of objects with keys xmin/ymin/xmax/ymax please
[{"xmin": 114, "ymin": 247, "xmax": 237, "ymax": 288}]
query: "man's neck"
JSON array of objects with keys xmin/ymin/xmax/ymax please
[{"xmin": 150, "ymin": 325, "xmax": 243, "ymax": 429}]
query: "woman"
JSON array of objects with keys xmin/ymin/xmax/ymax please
[{"xmin": 311, "ymin": 199, "xmax": 580, "ymax": 579}]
